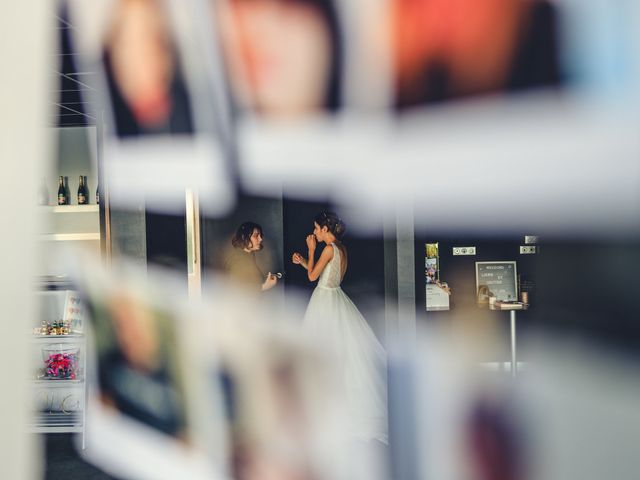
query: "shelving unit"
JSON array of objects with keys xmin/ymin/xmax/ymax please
[
  {"xmin": 31, "ymin": 283, "xmax": 87, "ymax": 446},
  {"xmin": 30, "ymin": 413, "xmax": 83, "ymax": 434},
  {"xmin": 38, "ymin": 190, "xmax": 101, "ymax": 277},
  {"xmin": 32, "ymin": 126, "xmax": 104, "ymax": 448}
]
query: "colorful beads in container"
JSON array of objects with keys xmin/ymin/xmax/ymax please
[{"xmin": 44, "ymin": 352, "xmax": 79, "ymax": 379}]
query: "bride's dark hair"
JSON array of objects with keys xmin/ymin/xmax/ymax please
[{"xmin": 314, "ymin": 211, "xmax": 346, "ymax": 239}]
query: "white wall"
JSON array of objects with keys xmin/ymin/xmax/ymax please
[{"xmin": 0, "ymin": 3, "xmax": 51, "ymax": 479}]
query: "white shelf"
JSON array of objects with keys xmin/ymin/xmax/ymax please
[
  {"xmin": 41, "ymin": 233, "xmax": 100, "ymax": 241},
  {"xmin": 40, "ymin": 205, "xmax": 99, "ymax": 213}
]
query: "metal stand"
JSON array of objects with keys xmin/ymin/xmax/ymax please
[{"xmin": 510, "ymin": 310, "xmax": 517, "ymax": 377}]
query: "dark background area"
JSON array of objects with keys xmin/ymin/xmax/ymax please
[
  {"xmin": 414, "ymin": 234, "xmax": 539, "ymax": 314},
  {"xmin": 43, "ymin": 434, "xmax": 118, "ymax": 480},
  {"xmin": 56, "ymin": 7, "xmax": 95, "ymax": 128},
  {"xmin": 414, "ymin": 232, "xmax": 540, "ymax": 363},
  {"xmin": 534, "ymin": 238, "xmax": 640, "ymax": 354},
  {"xmin": 145, "ymin": 208, "xmax": 188, "ymax": 277}
]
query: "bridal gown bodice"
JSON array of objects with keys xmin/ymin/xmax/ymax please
[
  {"xmin": 317, "ymin": 243, "xmax": 342, "ymax": 289},
  {"xmin": 303, "ymin": 242, "xmax": 388, "ymax": 444}
]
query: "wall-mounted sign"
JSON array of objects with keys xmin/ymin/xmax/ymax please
[
  {"xmin": 426, "ymin": 284, "xmax": 450, "ymax": 311},
  {"xmin": 475, "ymin": 261, "xmax": 518, "ymax": 303},
  {"xmin": 426, "ymin": 243, "xmax": 451, "ymax": 310}
]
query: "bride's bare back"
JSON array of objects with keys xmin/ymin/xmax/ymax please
[{"xmin": 334, "ymin": 242, "xmax": 348, "ymax": 281}]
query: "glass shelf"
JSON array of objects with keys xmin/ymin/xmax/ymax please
[
  {"xmin": 32, "ymin": 379, "xmax": 84, "ymax": 386},
  {"xmin": 31, "ymin": 334, "xmax": 84, "ymax": 341}
]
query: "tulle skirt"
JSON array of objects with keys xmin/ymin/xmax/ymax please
[{"xmin": 303, "ymin": 286, "xmax": 388, "ymax": 443}]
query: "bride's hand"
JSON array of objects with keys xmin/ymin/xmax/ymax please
[
  {"xmin": 292, "ymin": 252, "xmax": 303, "ymax": 264},
  {"xmin": 306, "ymin": 235, "xmax": 316, "ymax": 251}
]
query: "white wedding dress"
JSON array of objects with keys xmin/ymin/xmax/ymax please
[{"xmin": 303, "ymin": 243, "xmax": 388, "ymax": 444}]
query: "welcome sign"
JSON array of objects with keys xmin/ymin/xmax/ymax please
[{"xmin": 475, "ymin": 261, "xmax": 518, "ymax": 302}]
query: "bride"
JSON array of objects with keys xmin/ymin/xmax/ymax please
[{"xmin": 292, "ymin": 211, "xmax": 387, "ymax": 444}]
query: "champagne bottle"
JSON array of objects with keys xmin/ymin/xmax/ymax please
[
  {"xmin": 57, "ymin": 176, "xmax": 68, "ymax": 205},
  {"xmin": 64, "ymin": 177, "xmax": 71, "ymax": 204},
  {"xmin": 84, "ymin": 176, "xmax": 90, "ymax": 203},
  {"xmin": 77, "ymin": 175, "xmax": 88, "ymax": 205},
  {"xmin": 37, "ymin": 177, "xmax": 49, "ymax": 205}
]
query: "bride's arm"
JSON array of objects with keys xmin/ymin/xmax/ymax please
[
  {"xmin": 307, "ymin": 245, "xmax": 333, "ymax": 282},
  {"xmin": 292, "ymin": 252, "xmax": 308, "ymax": 270}
]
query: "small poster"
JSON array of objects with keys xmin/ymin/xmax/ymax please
[
  {"xmin": 425, "ymin": 258, "xmax": 438, "ymax": 284},
  {"xmin": 425, "ymin": 243, "xmax": 439, "ymax": 284},
  {"xmin": 426, "ymin": 284, "xmax": 450, "ymax": 311},
  {"xmin": 426, "ymin": 242, "xmax": 450, "ymax": 310},
  {"xmin": 63, "ymin": 290, "xmax": 84, "ymax": 333}
]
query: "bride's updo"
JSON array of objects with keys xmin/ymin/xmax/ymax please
[{"xmin": 315, "ymin": 211, "xmax": 346, "ymax": 239}]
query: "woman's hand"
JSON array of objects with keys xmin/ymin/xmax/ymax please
[
  {"xmin": 262, "ymin": 272, "xmax": 277, "ymax": 291},
  {"xmin": 306, "ymin": 234, "xmax": 317, "ymax": 252},
  {"xmin": 292, "ymin": 252, "xmax": 308, "ymax": 269}
]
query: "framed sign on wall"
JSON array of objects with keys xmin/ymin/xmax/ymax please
[{"xmin": 475, "ymin": 261, "xmax": 518, "ymax": 303}]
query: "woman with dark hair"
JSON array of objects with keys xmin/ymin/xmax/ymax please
[
  {"xmin": 231, "ymin": 221, "xmax": 263, "ymax": 250},
  {"xmin": 292, "ymin": 212, "xmax": 387, "ymax": 443},
  {"xmin": 225, "ymin": 221, "xmax": 278, "ymax": 292}
]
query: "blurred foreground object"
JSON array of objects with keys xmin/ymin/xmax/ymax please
[
  {"xmin": 390, "ymin": 0, "xmax": 561, "ymax": 109},
  {"xmin": 72, "ymin": 252, "xmax": 365, "ymax": 479},
  {"xmin": 388, "ymin": 323, "xmax": 640, "ymax": 480}
]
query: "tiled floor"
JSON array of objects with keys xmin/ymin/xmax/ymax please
[{"xmin": 43, "ymin": 433, "xmax": 119, "ymax": 480}]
